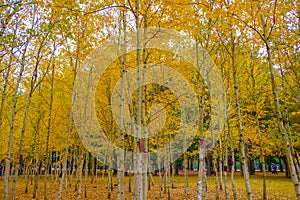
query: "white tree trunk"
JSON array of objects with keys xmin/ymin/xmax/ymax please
[
  {"xmin": 4, "ymin": 59, "xmax": 26, "ymax": 200},
  {"xmin": 222, "ymin": 66, "xmax": 229, "ymax": 200},
  {"xmin": 135, "ymin": 0, "xmax": 143, "ymax": 199},
  {"xmin": 196, "ymin": 40, "xmax": 207, "ymax": 200},
  {"xmin": 258, "ymin": 4, "xmax": 300, "ymax": 198},
  {"xmin": 77, "ymin": 150, "xmax": 85, "ymax": 200},
  {"xmin": 229, "ymin": 121, "xmax": 237, "ymax": 200},
  {"xmin": 44, "ymin": 58, "xmax": 55, "ymax": 200},
  {"xmin": 213, "ymin": 141, "xmax": 219, "ymax": 200},
  {"xmin": 32, "ymin": 110, "xmax": 42, "ymax": 199},
  {"xmin": 232, "ymin": 32, "xmax": 252, "ymax": 200},
  {"xmin": 57, "ymin": 66, "xmax": 76, "ymax": 200},
  {"xmin": 117, "ymin": 6, "xmax": 127, "ymax": 199}
]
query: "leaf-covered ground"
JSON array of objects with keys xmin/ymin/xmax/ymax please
[{"xmin": 0, "ymin": 171, "xmax": 296, "ymax": 199}]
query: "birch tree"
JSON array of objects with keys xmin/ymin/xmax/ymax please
[{"xmin": 4, "ymin": 5, "xmax": 35, "ymax": 199}]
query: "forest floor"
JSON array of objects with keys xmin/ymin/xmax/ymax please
[{"xmin": 0, "ymin": 171, "xmax": 296, "ymax": 200}]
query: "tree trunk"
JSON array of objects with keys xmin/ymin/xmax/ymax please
[
  {"xmin": 43, "ymin": 60, "xmax": 55, "ymax": 199},
  {"xmin": 77, "ymin": 150, "xmax": 85, "ymax": 200},
  {"xmin": 107, "ymin": 167, "xmax": 112, "ymax": 198},
  {"xmin": 4, "ymin": 57, "xmax": 26, "ymax": 200},
  {"xmin": 255, "ymin": 114, "xmax": 267, "ymax": 199},
  {"xmin": 58, "ymin": 64, "xmax": 76, "ymax": 200},
  {"xmin": 32, "ymin": 113, "xmax": 42, "ymax": 199},
  {"xmin": 222, "ymin": 66, "xmax": 229, "ymax": 200},
  {"xmin": 75, "ymin": 148, "xmax": 80, "ymax": 192},
  {"xmin": 84, "ymin": 152, "xmax": 88, "ymax": 198},
  {"xmin": 278, "ymin": 63, "xmax": 300, "ymax": 181},
  {"xmin": 260, "ymin": 6, "xmax": 300, "ymax": 199},
  {"xmin": 184, "ymin": 152, "xmax": 189, "ymax": 195},
  {"xmin": 213, "ymin": 143, "xmax": 219, "ymax": 200},
  {"xmin": 232, "ymin": 32, "xmax": 252, "ymax": 199},
  {"xmin": 25, "ymin": 161, "xmax": 31, "ymax": 193},
  {"xmin": 142, "ymin": 20, "xmax": 149, "ymax": 200},
  {"xmin": 197, "ymin": 39, "xmax": 207, "ymax": 200},
  {"xmin": 248, "ymin": 157, "xmax": 255, "ymax": 175},
  {"xmin": 57, "ymin": 28, "xmax": 80, "ymax": 198},
  {"xmin": 218, "ymin": 121, "xmax": 223, "ymax": 191},
  {"xmin": 228, "ymin": 121, "xmax": 237, "ymax": 200},
  {"xmin": 70, "ymin": 146, "xmax": 77, "ymax": 187},
  {"xmin": 117, "ymin": 5, "xmax": 127, "ymax": 199},
  {"xmin": 135, "ymin": 0, "xmax": 143, "ymax": 199},
  {"xmin": 206, "ymin": 154, "xmax": 213, "ymax": 176},
  {"xmin": 12, "ymin": 85, "xmax": 35, "ymax": 200}
]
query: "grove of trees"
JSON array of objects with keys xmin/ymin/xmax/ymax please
[{"xmin": 0, "ymin": 0, "xmax": 299, "ymax": 200}]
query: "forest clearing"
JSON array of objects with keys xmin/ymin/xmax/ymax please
[{"xmin": 0, "ymin": 0, "xmax": 299, "ymax": 199}]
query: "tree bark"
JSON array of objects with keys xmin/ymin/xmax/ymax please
[
  {"xmin": 197, "ymin": 40, "xmax": 207, "ymax": 200},
  {"xmin": 260, "ymin": 5, "xmax": 300, "ymax": 198},
  {"xmin": 135, "ymin": 0, "xmax": 143, "ymax": 199},
  {"xmin": 117, "ymin": 5, "xmax": 126, "ymax": 199},
  {"xmin": 4, "ymin": 47, "xmax": 27, "ymax": 200},
  {"xmin": 44, "ymin": 58, "xmax": 56, "ymax": 200},
  {"xmin": 222, "ymin": 66, "xmax": 229, "ymax": 200},
  {"xmin": 84, "ymin": 152, "xmax": 89, "ymax": 198},
  {"xmin": 232, "ymin": 32, "xmax": 252, "ymax": 199},
  {"xmin": 77, "ymin": 150, "xmax": 85, "ymax": 200},
  {"xmin": 32, "ymin": 109, "xmax": 42, "ymax": 199},
  {"xmin": 57, "ymin": 57, "xmax": 77, "ymax": 200},
  {"xmin": 255, "ymin": 113, "xmax": 267, "ymax": 199}
]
